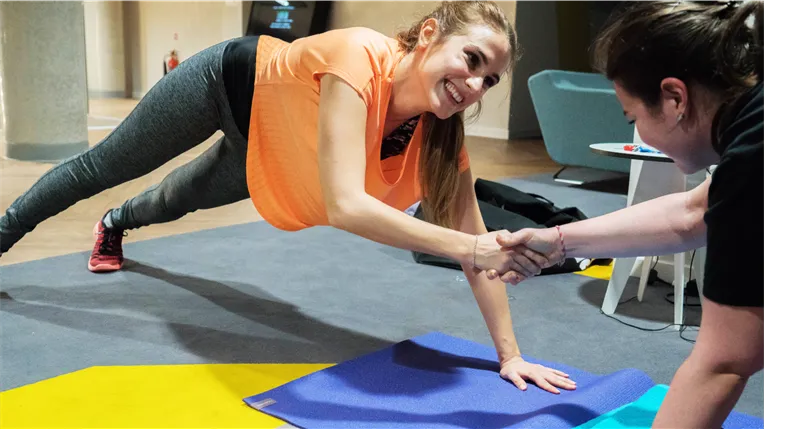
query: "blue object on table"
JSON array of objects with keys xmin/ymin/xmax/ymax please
[
  {"xmin": 575, "ymin": 384, "xmax": 763, "ymax": 429},
  {"xmin": 243, "ymin": 332, "xmax": 656, "ymax": 429},
  {"xmin": 625, "ymin": 145, "xmax": 662, "ymax": 154}
]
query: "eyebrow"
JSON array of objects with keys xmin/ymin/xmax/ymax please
[{"xmin": 476, "ymin": 48, "xmax": 489, "ymax": 67}]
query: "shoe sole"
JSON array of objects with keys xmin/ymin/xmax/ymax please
[
  {"xmin": 88, "ymin": 221, "xmax": 123, "ymax": 273},
  {"xmin": 88, "ymin": 262, "xmax": 123, "ymax": 273}
]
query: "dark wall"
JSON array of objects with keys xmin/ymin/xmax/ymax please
[
  {"xmin": 589, "ymin": 1, "xmax": 625, "ymax": 42},
  {"xmin": 508, "ymin": 1, "xmax": 623, "ymax": 139}
]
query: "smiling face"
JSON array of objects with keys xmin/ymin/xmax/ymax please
[{"xmin": 415, "ymin": 22, "xmax": 511, "ymax": 120}]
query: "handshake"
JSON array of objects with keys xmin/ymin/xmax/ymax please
[{"xmin": 470, "ymin": 227, "xmax": 565, "ymax": 286}]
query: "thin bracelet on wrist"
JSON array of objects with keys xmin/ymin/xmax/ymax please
[
  {"xmin": 473, "ymin": 234, "xmax": 478, "ymax": 267},
  {"xmin": 555, "ymin": 225, "xmax": 567, "ymax": 265}
]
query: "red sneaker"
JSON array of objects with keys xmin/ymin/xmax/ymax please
[{"xmin": 88, "ymin": 218, "xmax": 126, "ymax": 273}]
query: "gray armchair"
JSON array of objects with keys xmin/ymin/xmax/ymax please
[{"xmin": 528, "ymin": 70, "xmax": 633, "ymax": 175}]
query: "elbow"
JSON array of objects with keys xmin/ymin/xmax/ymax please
[
  {"xmin": 677, "ymin": 196, "xmax": 707, "ymax": 246},
  {"xmin": 676, "ymin": 177, "xmax": 711, "ymax": 247},
  {"xmin": 685, "ymin": 211, "xmax": 707, "ymax": 246},
  {"xmin": 326, "ymin": 194, "xmax": 366, "ymax": 231}
]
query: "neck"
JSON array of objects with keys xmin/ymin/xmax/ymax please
[
  {"xmin": 387, "ymin": 51, "xmax": 428, "ymax": 129},
  {"xmin": 695, "ymin": 89, "xmax": 727, "ymax": 164}
]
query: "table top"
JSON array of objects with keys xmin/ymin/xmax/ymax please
[{"xmin": 590, "ymin": 143, "xmax": 673, "ymax": 163}]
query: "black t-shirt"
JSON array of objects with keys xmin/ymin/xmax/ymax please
[
  {"xmin": 220, "ymin": 36, "xmax": 418, "ymax": 155},
  {"xmin": 702, "ymin": 82, "xmax": 764, "ymax": 307}
]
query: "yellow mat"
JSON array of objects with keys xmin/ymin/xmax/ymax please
[
  {"xmin": 0, "ymin": 363, "xmax": 331, "ymax": 429},
  {"xmin": 576, "ymin": 260, "xmax": 614, "ymax": 280}
]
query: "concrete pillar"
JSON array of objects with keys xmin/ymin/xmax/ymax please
[
  {"xmin": 0, "ymin": 1, "xmax": 89, "ymax": 162},
  {"xmin": 84, "ymin": 1, "xmax": 126, "ymax": 98}
]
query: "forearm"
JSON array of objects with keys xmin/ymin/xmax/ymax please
[
  {"xmin": 330, "ymin": 194, "xmax": 474, "ymax": 265},
  {"xmin": 463, "ymin": 264, "xmax": 521, "ymax": 363},
  {"xmin": 334, "ymin": 193, "xmax": 520, "ymax": 362},
  {"xmin": 557, "ymin": 190, "xmax": 706, "ymax": 259}
]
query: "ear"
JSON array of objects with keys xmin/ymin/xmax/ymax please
[
  {"xmin": 417, "ymin": 17, "xmax": 440, "ymax": 49},
  {"xmin": 659, "ymin": 77, "xmax": 689, "ymax": 119}
]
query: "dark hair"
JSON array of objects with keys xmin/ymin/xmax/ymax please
[
  {"xmin": 592, "ymin": 1, "xmax": 763, "ymax": 111},
  {"xmin": 395, "ymin": 1, "xmax": 518, "ymax": 228}
]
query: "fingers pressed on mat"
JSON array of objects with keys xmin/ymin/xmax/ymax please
[
  {"xmin": 507, "ymin": 372, "xmax": 528, "ymax": 391},
  {"xmin": 527, "ymin": 372, "xmax": 560, "ymax": 394}
]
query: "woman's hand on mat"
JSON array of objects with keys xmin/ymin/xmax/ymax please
[
  {"xmin": 499, "ymin": 356, "xmax": 577, "ymax": 394},
  {"xmin": 473, "ymin": 230, "xmax": 543, "ymax": 278}
]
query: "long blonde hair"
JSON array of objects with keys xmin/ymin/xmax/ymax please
[{"xmin": 395, "ymin": 1, "xmax": 518, "ymax": 228}]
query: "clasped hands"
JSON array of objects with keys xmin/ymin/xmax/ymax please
[{"xmin": 471, "ymin": 228, "xmax": 564, "ymax": 285}]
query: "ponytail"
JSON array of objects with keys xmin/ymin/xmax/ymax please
[
  {"xmin": 754, "ymin": 2, "xmax": 764, "ymax": 80},
  {"xmin": 719, "ymin": 1, "xmax": 764, "ymax": 90},
  {"xmin": 419, "ymin": 112, "xmax": 464, "ymax": 229}
]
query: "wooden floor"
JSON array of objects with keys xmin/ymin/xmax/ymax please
[{"xmin": 0, "ymin": 98, "xmax": 559, "ymax": 266}]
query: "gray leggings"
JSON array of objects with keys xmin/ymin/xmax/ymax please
[{"xmin": 0, "ymin": 40, "xmax": 249, "ymax": 254}]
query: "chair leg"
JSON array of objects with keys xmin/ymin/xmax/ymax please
[
  {"xmin": 553, "ymin": 166, "xmax": 568, "ymax": 180},
  {"xmin": 552, "ymin": 166, "xmax": 586, "ymax": 185}
]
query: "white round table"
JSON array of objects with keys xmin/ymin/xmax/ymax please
[
  {"xmin": 589, "ymin": 142, "xmax": 700, "ymax": 327},
  {"xmin": 589, "ymin": 143, "xmax": 672, "ymax": 163}
]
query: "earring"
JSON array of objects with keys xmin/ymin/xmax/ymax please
[{"xmin": 676, "ymin": 113, "xmax": 684, "ymax": 123}]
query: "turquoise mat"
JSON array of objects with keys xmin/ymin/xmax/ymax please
[{"xmin": 575, "ymin": 385, "xmax": 763, "ymax": 429}]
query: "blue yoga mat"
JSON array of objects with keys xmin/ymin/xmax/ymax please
[
  {"xmin": 576, "ymin": 384, "xmax": 763, "ymax": 429},
  {"xmin": 244, "ymin": 332, "xmax": 657, "ymax": 428}
]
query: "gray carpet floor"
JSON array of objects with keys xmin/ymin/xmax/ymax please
[{"xmin": 0, "ymin": 174, "xmax": 763, "ymax": 419}]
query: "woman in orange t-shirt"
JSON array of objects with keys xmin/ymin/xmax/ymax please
[{"xmin": 1, "ymin": 1, "xmax": 575, "ymax": 393}]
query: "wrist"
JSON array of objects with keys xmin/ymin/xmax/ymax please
[
  {"xmin": 541, "ymin": 227, "xmax": 564, "ymax": 258},
  {"xmin": 495, "ymin": 336, "xmax": 523, "ymax": 365},
  {"xmin": 554, "ymin": 225, "xmax": 567, "ymax": 263},
  {"xmin": 499, "ymin": 352, "xmax": 523, "ymax": 367},
  {"xmin": 449, "ymin": 231, "xmax": 476, "ymax": 266}
]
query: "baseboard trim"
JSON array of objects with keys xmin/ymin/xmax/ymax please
[
  {"xmin": 88, "ymin": 90, "xmax": 127, "ymax": 99},
  {"xmin": 465, "ymin": 125, "xmax": 509, "ymax": 140},
  {"xmin": 5, "ymin": 141, "xmax": 89, "ymax": 162},
  {"xmin": 508, "ymin": 128, "xmax": 542, "ymax": 140}
]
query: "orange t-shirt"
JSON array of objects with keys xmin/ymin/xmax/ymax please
[{"xmin": 245, "ymin": 27, "xmax": 470, "ymax": 231}]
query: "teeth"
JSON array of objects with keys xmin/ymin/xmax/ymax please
[{"xmin": 445, "ymin": 81, "xmax": 463, "ymax": 103}]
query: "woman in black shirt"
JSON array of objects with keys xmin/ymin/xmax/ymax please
[{"xmin": 492, "ymin": 1, "xmax": 764, "ymax": 428}]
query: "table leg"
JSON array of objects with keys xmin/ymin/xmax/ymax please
[
  {"xmin": 601, "ymin": 257, "xmax": 638, "ymax": 315},
  {"xmin": 637, "ymin": 256, "xmax": 654, "ymax": 302},
  {"xmin": 694, "ymin": 245, "xmax": 707, "ymax": 298},
  {"xmin": 601, "ymin": 159, "xmax": 688, "ymax": 316},
  {"xmin": 673, "ymin": 251, "xmax": 686, "ymax": 326}
]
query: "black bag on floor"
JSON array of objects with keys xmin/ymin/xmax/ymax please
[{"xmin": 411, "ymin": 179, "xmax": 588, "ymax": 275}]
